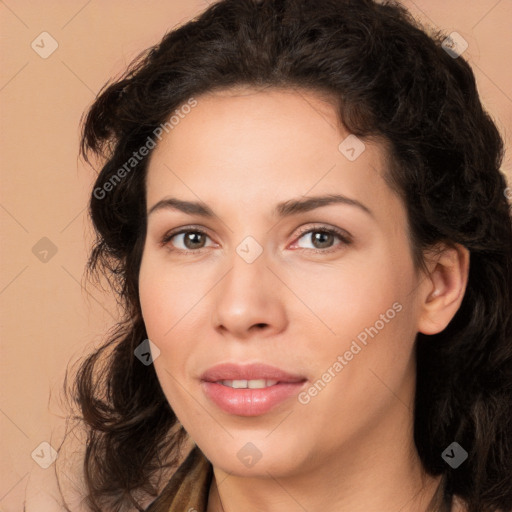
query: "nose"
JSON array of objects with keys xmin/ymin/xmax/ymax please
[{"xmin": 211, "ymin": 249, "xmax": 288, "ymax": 340}]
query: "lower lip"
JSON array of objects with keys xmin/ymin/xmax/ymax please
[{"xmin": 201, "ymin": 381, "xmax": 306, "ymax": 416}]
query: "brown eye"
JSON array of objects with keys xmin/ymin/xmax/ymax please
[
  {"xmin": 161, "ymin": 229, "xmax": 214, "ymax": 252},
  {"xmin": 182, "ymin": 231, "xmax": 207, "ymax": 249},
  {"xmin": 310, "ymin": 231, "xmax": 336, "ymax": 249}
]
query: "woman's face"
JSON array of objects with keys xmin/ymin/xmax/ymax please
[{"xmin": 139, "ymin": 88, "xmax": 430, "ymax": 478}]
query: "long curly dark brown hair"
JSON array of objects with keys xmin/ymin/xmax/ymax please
[{"xmin": 61, "ymin": 0, "xmax": 512, "ymax": 510}]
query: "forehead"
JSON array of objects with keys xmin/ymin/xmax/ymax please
[{"xmin": 145, "ymin": 87, "xmax": 402, "ymax": 225}]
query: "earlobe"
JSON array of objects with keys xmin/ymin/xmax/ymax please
[{"xmin": 417, "ymin": 243, "xmax": 470, "ymax": 335}]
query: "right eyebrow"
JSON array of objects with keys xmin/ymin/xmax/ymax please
[{"xmin": 148, "ymin": 197, "xmax": 214, "ymax": 217}]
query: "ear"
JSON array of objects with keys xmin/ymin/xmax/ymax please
[{"xmin": 417, "ymin": 242, "xmax": 470, "ymax": 335}]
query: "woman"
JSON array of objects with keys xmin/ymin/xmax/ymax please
[{"xmin": 66, "ymin": 0, "xmax": 512, "ymax": 511}]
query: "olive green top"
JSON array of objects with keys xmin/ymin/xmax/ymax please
[{"xmin": 144, "ymin": 446, "xmax": 213, "ymax": 512}]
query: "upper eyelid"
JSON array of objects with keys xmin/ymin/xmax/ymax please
[
  {"xmin": 294, "ymin": 224, "xmax": 351, "ymax": 239},
  {"xmin": 291, "ymin": 226, "xmax": 352, "ymax": 249}
]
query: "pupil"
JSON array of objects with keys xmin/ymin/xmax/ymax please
[
  {"xmin": 186, "ymin": 232, "xmax": 204, "ymax": 249},
  {"xmin": 314, "ymin": 231, "xmax": 332, "ymax": 248}
]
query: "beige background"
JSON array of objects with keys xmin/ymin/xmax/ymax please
[{"xmin": 0, "ymin": 1, "xmax": 511, "ymax": 510}]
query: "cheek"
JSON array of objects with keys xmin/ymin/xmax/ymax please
[
  {"xmin": 296, "ymin": 250, "xmax": 418, "ymax": 398},
  {"xmin": 138, "ymin": 252, "xmax": 215, "ymax": 387},
  {"xmin": 138, "ymin": 262, "xmax": 196, "ymax": 406},
  {"xmin": 138, "ymin": 251, "xmax": 204, "ymax": 339},
  {"xmin": 297, "ymin": 296, "xmax": 416, "ymax": 442},
  {"xmin": 138, "ymin": 268, "xmax": 169, "ymax": 339},
  {"xmin": 300, "ymin": 256, "xmax": 411, "ymax": 341}
]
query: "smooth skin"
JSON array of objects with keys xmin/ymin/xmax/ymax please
[{"xmin": 139, "ymin": 87, "xmax": 469, "ymax": 512}]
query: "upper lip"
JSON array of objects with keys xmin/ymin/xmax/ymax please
[{"xmin": 200, "ymin": 363, "xmax": 306, "ymax": 383}]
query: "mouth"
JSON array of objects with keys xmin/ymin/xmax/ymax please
[
  {"xmin": 200, "ymin": 363, "xmax": 307, "ymax": 416},
  {"xmin": 216, "ymin": 379, "xmax": 279, "ymax": 389},
  {"xmin": 200, "ymin": 362, "xmax": 306, "ymax": 383}
]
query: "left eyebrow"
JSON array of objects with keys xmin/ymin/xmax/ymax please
[
  {"xmin": 147, "ymin": 193, "xmax": 373, "ymax": 219},
  {"xmin": 274, "ymin": 194, "xmax": 373, "ymax": 218}
]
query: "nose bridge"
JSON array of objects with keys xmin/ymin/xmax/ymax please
[{"xmin": 211, "ymin": 242, "xmax": 287, "ymax": 337}]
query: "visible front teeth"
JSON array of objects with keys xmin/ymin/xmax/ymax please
[{"xmin": 220, "ymin": 379, "xmax": 279, "ymax": 389}]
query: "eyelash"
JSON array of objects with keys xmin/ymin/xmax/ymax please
[{"xmin": 160, "ymin": 224, "xmax": 352, "ymax": 255}]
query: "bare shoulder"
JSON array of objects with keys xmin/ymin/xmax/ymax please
[
  {"xmin": 452, "ymin": 494, "xmax": 478, "ymax": 512},
  {"xmin": 24, "ymin": 426, "xmax": 90, "ymax": 512},
  {"xmin": 451, "ymin": 496, "xmax": 506, "ymax": 512},
  {"xmin": 451, "ymin": 498, "xmax": 468, "ymax": 512},
  {"xmin": 25, "ymin": 425, "xmax": 195, "ymax": 511}
]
